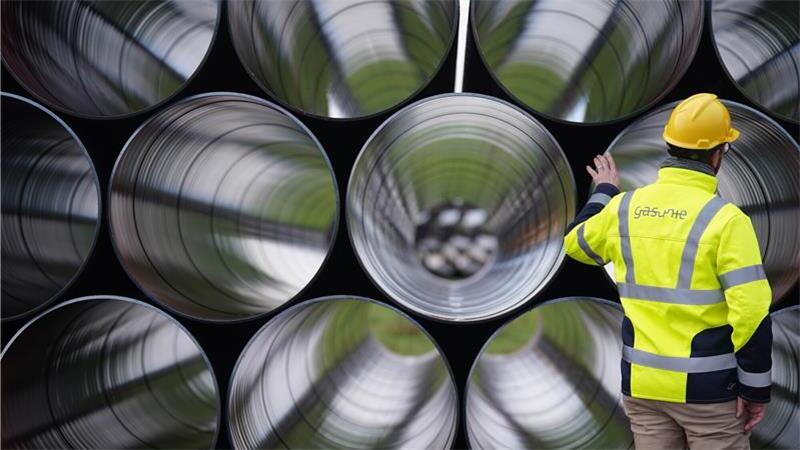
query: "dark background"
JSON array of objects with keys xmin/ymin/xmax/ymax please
[{"xmin": 2, "ymin": 3, "xmax": 798, "ymax": 449}]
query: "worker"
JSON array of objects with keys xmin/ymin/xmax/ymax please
[{"xmin": 564, "ymin": 93, "xmax": 772, "ymax": 449}]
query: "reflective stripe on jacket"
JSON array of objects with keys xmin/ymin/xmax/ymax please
[{"xmin": 564, "ymin": 167, "xmax": 772, "ymax": 404}]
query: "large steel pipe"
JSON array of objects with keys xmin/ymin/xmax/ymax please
[
  {"xmin": 228, "ymin": 296, "xmax": 458, "ymax": 449},
  {"xmin": 227, "ymin": 0, "xmax": 457, "ymax": 119},
  {"xmin": 466, "ymin": 297, "xmax": 632, "ymax": 449},
  {"xmin": 605, "ymin": 100, "xmax": 799, "ymax": 302},
  {"xmin": 348, "ymin": 94, "xmax": 575, "ymax": 322},
  {"xmin": 711, "ymin": 0, "xmax": 800, "ymax": 122},
  {"xmin": 471, "ymin": 0, "xmax": 703, "ymax": 123},
  {"xmin": 1, "ymin": 94, "xmax": 99, "ymax": 320},
  {"xmin": 753, "ymin": 306, "xmax": 799, "ymax": 449},
  {"xmin": 1, "ymin": 0, "xmax": 219, "ymax": 118},
  {"xmin": 1, "ymin": 296, "xmax": 220, "ymax": 449},
  {"xmin": 109, "ymin": 93, "xmax": 338, "ymax": 321}
]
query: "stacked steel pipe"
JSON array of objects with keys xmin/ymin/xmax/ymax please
[
  {"xmin": 228, "ymin": 296, "xmax": 458, "ymax": 449},
  {"xmin": 1, "ymin": 0, "xmax": 798, "ymax": 449},
  {"xmin": 1, "ymin": 94, "xmax": 100, "ymax": 320},
  {"xmin": 347, "ymin": 94, "xmax": 575, "ymax": 322},
  {"xmin": 108, "ymin": 93, "xmax": 339, "ymax": 321},
  {"xmin": 1, "ymin": 296, "xmax": 220, "ymax": 449}
]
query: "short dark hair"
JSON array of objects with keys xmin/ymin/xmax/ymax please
[{"xmin": 667, "ymin": 143, "xmax": 725, "ymax": 164}]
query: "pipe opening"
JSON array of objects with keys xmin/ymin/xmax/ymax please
[
  {"xmin": 227, "ymin": 0, "xmax": 458, "ymax": 119},
  {"xmin": 754, "ymin": 306, "xmax": 799, "ymax": 449},
  {"xmin": 604, "ymin": 100, "xmax": 800, "ymax": 302},
  {"xmin": 228, "ymin": 296, "xmax": 458, "ymax": 449},
  {"xmin": 1, "ymin": 0, "xmax": 219, "ymax": 118},
  {"xmin": 1, "ymin": 94, "xmax": 99, "ymax": 320},
  {"xmin": 471, "ymin": 0, "xmax": 703, "ymax": 123},
  {"xmin": 466, "ymin": 297, "xmax": 632, "ymax": 449},
  {"xmin": 711, "ymin": 0, "xmax": 800, "ymax": 122},
  {"xmin": 348, "ymin": 94, "xmax": 575, "ymax": 322},
  {"xmin": 109, "ymin": 94, "xmax": 338, "ymax": 321},
  {"xmin": 1, "ymin": 296, "xmax": 220, "ymax": 449}
]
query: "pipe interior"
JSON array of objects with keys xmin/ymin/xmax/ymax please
[
  {"xmin": 471, "ymin": 0, "xmax": 703, "ymax": 123},
  {"xmin": 466, "ymin": 298, "xmax": 632, "ymax": 449},
  {"xmin": 1, "ymin": 297, "xmax": 219, "ymax": 449},
  {"xmin": 348, "ymin": 94, "xmax": 575, "ymax": 321},
  {"xmin": 1, "ymin": 95, "xmax": 99, "ymax": 319},
  {"xmin": 1, "ymin": 0, "xmax": 219, "ymax": 117},
  {"xmin": 604, "ymin": 100, "xmax": 799, "ymax": 302},
  {"xmin": 711, "ymin": 0, "xmax": 800, "ymax": 122},
  {"xmin": 109, "ymin": 94, "xmax": 338, "ymax": 321},
  {"xmin": 227, "ymin": 0, "xmax": 457, "ymax": 119},
  {"xmin": 752, "ymin": 306, "xmax": 799, "ymax": 449},
  {"xmin": 228, "ymin": 297, "xmax": 458, "ymax": 449}
]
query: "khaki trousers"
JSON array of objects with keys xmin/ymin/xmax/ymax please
[{"xmin": 623, "ymin": 396, "xmax": 749, "ymax": 450}]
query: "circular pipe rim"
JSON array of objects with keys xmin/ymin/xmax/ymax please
[
  {"xmin": 468, "ymin": 0, "xmax": 705, "ymax": 127},
  {"xmin": 225, "ymin": 294, "xmax": 461, "ymax": 449},
  {"xmin": 345, "ymin": 92, "xmax": 576, "ymax": 324},
  {"xmin": 107, "ymin": 91, "xmax": 341, "ymax": 324},
  {"xmin": 0, "ymin": 1, "xmax": 222, "ymax": 120},
  {"xmin": 0, "ymin": 294, "xmax": 223, "ymax": 449},
  {"xmin": 1, "ymin": 92, "xmax": 102, "ymax": 322},
  {"xmin": 463, "ymin": 296, "xmax": 625, "ymax": 449},
  {"xmin": 707, "ymin": 1, "xmax": 800, "ymax": 124},
  {"xmin": 225, "ymin": 0, "xmax": 460, "ymax": 122}
]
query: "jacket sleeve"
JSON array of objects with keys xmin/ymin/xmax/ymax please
[
  {"xmin": 717, "ymin": 214, "xmax": 772, "ymax": 403},
  {"xmin": 564, "ymin": 184, "xmax": 619, "ymax": 266},
  {"xmin": 567, "ymin": 183, "xmax": 620, "ymax": 231}
]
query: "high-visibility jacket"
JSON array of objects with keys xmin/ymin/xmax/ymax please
[{"xmin": 565, "ymin": 166, "xmax": 772, "ymax": 404}]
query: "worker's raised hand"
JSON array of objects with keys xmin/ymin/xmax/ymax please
[
  {"xmin": 586, "ymin": 153, "xmax": 620, "ymax": 188},
  {"xmin": 736, "ymin": 396, "xmax": 766, "ymax": 432}
]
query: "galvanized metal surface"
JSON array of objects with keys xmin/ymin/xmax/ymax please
[
  {"xmin": 348, "ymin": 93, "xmax": 575, "ymax": 322},
  {"xmin": 711, "ymin": 0, "xmax": 800, "ymax": 122},
  {"xmin": 466, "ymin": 297, "xmax": 633, "ymax": 449},
  {"xmin": 228, "ymin": 0, "xmax": 457, "ymax": 119},
  {"xmin": 109, "ymin": 93, "xmax": 338, "ymax": 321},
  {"xmin": 1, "ymin": 94, "xmax": 100, "ymax": 320},
  {"xmin": 471, "ymin": 0, "xmax": 703, "ymax": 123},
  {"xmin": 1, "ymin": 0, "xmax": 219, "ymax": 117},
  {"xmin": 227, "ymin": 296, "xmax": 458, "ymax": 449},
  {"xmin": 0, "ymin": 296, "xmax": 220, "ymax": 449}
]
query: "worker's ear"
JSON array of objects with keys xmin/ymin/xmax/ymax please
[{"xmin": 710, "ymin": 148, "xmax": 723, "ymax": 174}]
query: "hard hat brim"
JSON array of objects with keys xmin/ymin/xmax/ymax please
[
  {"xmin": 728, "ymin": 127, "xmax": 740, "ymax": 143},
  {"xmin": 662, "ymin": 127, "xmax": 741, "ymax": 150}
]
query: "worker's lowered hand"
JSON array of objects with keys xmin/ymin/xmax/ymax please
[
  {"xmin": 736, "ymin": 396, "xmax": 766, "ymax": 432},
  {"xmin": 586, "ymin": 153, "xmax": 619, "ymax": 188}
]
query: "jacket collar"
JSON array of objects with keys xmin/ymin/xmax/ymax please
[{"xmin": 656, "ymin": 158, "xmax": 718, "ymax": 193}]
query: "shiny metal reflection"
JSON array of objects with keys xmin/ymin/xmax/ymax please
[
  {"xmin": 1, "ymin": 94, "xmax": 100, "ymax": 320},
  {"xmin": 109, "ymin": 93, "xmax": 338, "ymax": 321},
  {"xmin": 466, "ymin": 297, "xmax": 632, "ymax": 449},
  {"xmin": 348, "ymin": 94, "xmax": 575, "ymax": 322},
  {"xmin": 1, "ymin": 0, "xmax": 219, "ymax": 118},
  {"xmin": 711, "ymin": 0, "xmax": 800, "ymax": 122},
  {"xmin": 227, "ymin": 0, "xmax": 457, "ymax": 119},
  {"xmin": 1, "ymin": 295, "xmax": 220, "ymax": 449},
  {"xmin": 604, "ymin": 100, "xmax": 800, "ymax": 302},
  {"xmin": 753, "ymin": 306, "xmax": 799, "ymax": 449},
  {"xmin": 471, "ymin": 0, "xmax": 704, "ymax": 123},
  {"xmin": 228, "ymin": 296, "xmax": 458, "ymax": 449}
]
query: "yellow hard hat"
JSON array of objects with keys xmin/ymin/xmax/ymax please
[{"xmin": 662, "ymin": 93, "xmax": 740, "ymax": 150}]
